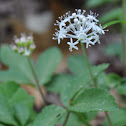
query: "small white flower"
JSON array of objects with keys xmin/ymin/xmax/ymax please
[
  {"xmin": 53, "ymin": 9, "xmax": 107, "ymax": 51},
  {"xmin": 11, "ymin": 33, "xmax": 36, "ymax": 56},
  {"xmin": 67, "ymin": 38, "xmax": 79, "ymax": 52}
]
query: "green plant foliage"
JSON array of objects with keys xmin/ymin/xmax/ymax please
[
  {"xmin": 0, "ymin": 94, "xmax": 17, "ymax": 125},
  {"xmin": 69, "ymin": 88, "xmax": 118, "ymax": 113},
  {"xmin": 96, "ymin": 73, "xmax": 109, "ymax": 89},
  {"xmin": 105, "ymin": 73, "xmax": 121, "ymax": 88},
  {"xmin": 46, "ymin": 74, "xmax": 72, "ymax": 94},
  {"xmin": 62, "ymin": 63, "xmax": 109, "ymax": 106},
  {"xmin": 85, "ymin": 0, "xmax": 113, "ymax": 8},
  {"xmin": 31, "ymin": 105, "xmax": 66, "ymax": 126},
  {"xmin": 104, "ymin": 43, "xmax": 122, "ymax": 58},
  {"xmin": 67, "ymin": 55, "xmax": 88, "ymax": 75},
  {"xmin": 0, "ymin": 46, "xmax": 35, "ymax": 84},
  {"xmin": 102, "ymin": 20, "xmax": 126, "ymax": 28},
  {"xmin": 35, "ymin": 47, "xmax": 62, "ymax": 85},
  {"xmin": 9, "ymin": 88, "xmax": 34, "ymax": 109},
  {"xmin": 0, "ymin": 82, "xmax": 35, "ymax": 126},
  {"xmin": 0, "ymin": 46, "xmax": 62, "ymax": 86},
  {"xmin": 99, "ymin": 8, "xmax": 122, "ymax": 23},
  {"xmin": 116, "ymin": 84, "xmax": 126, "ymax": 95},
  {"xmin": 115, "ymin": 78, "xmax": 126, "ymax": 95},
  {"xmin": 14, "ymin": 104, "xmax": 30, "ymax": 126},
  {"xmin": 103, "ymin": 109, "xmax": 126, "ymax": 126}
]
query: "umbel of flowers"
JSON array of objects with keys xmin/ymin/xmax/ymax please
[
  {"xmin": 53, "ymin": 9, "xmax": 107, "ymax": 51},
  {"xmin": 11, "ymin": 33, "xmax": 36, "ymax": 56}
]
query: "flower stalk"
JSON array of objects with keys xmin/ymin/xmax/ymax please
[
  {"xmin": 122, "ymin": 0, "xmax": 126, "ymax": 76},
  {"xmin": 80, "ymin": 42, "xmax": 112, "ymax": 126},
  {"xmin": 27, "ymin": 56, "xmax": 47, "ymax": 106}
]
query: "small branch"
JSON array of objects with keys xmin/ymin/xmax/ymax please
[
  {"xmin": 27, "ymin": 56, "xmax": 47, "ymax": 106},
  {"xmin": 104, "ymin": 112, "xmax": 113, "ymax": 126},
  {"xmin": 62, "ymin": 112, "xmax": 70, "ymax": 126}
]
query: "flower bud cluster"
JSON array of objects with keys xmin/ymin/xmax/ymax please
[
  {"xmin": 53, "ymin": 9, "xmax": 107, "ymax": 51},
  {"xmin": 11, "ymin": 33, "xmax": 36, "ymax": 56}
]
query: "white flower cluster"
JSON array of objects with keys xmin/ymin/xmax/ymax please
[
  {"xmin": 53, "ymin": 9, "xmax": 107, "ymax": 51},
  {"xmin": 11, "ymin": 33, "xmax": 36, "ymax": 56}
]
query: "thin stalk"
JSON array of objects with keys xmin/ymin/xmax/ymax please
[
  {"xmin": 27, "ymin": 56, "xmax": 47, "ymax": 106},
  {"xmin": 80, "ymin": 42, "xmax": 113, "ymax": 126},
  {"xmin": 105, "ymin": 112, "xmax": 113, "ymax": 126},
  {"xmin": 80, "ymin": 42, "xmax": 97, "ymax": 88},
  {"xmin": 62, "ymin": 112, "xmax": 70, "ymax": 126},
  {"xmin": 122, "ymin": 0, "xmax": 126, "ymax": 76}
]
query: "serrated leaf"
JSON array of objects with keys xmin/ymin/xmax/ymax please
[
  {"xmin": 31, "ymin": 105, "xmax": 66, "ymax": 126},
  {"xmin": 46, "ymin": 74, "xmax": 72, "ymax": 94},
  {"xmin": 36, "ymin": 47, "xmax": 62, "ymax": 85},
  {"xmin": 0, "ymin": 46, "xmax": 35, "ymax": 84},
  {"xmin": 103, "ymin": 109, "xmax": 126, "ymax": 126},
  {"xmin": 67, "ymin": 55, "xmax": 89, "ymax": 75},
  {"xmin": 14, "ymin": 104, "xmax": 30, "ymax": 126},
  {"xmin": 62, "ymin": 64, "xmax": 109, "ymax": 106},
  {"xmin": 69, "ymin": 88, "xmax": 118, "ymax": 112},
  {"xmin": 105, "ymin": 43, "xmax": 122, "ymax": 58},
  {"xmin": 0, "ymin": 94, "xmax": 17, "ymax": 125},
  {"xmin": 99, "ymin": 8, "xmax": 122, "ymax": 23}
]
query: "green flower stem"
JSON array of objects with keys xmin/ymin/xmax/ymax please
[
  {"xmin": 80, "ymin": 42, "xmax": 97, "ymax": 88},
  {"xmin": 62, "ymin": 111, "xmax": 70, "ymax": 126},
  {"xmin": 27, "ymin": 56, "xmax": 47, "ymax": 106},
  {"xmin": 80, "ymin": 42, "xmax": 113, "ymax": 126},
  {"xmin": 122, "ymin": 0, "xmax": 126, "ymax": 76}
]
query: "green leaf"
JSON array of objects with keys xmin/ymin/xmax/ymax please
[
  {"xmin": 67, "ymin": 55, "xmax": 88, "ymax": 75},
  {"xmin": 36, "ymin": 47, "xmax": 62, "ymax": 85},
  {"xmin": 0, "ymin": 81, "xmax": 34, "ymax": 109},
  {"xmin": 116, "ymin": 84, "xmax": 126, "ymax": 95},
  {"xmin": 14, "ymin": 104, "xmax": 30, "ymax": 126},
  {"xmin": 62, "ymin": 64, "xmax": 109, "ymax": 106},
  {"xmin": 0, "ymin": 45, "xmax": 35, "ymax": 84},
  {"xmin": 9, "ymin": 88, "xmax": 34, "ymax": 109},
  {"xmin": 85, "ymin": 0, "xmax": 113, "ymax": 8},
  {"xmin": 103, "ymin": 20, "xmax": 126, "ymax": 28},
  {"xmin": 96, "ymin": 73, "xmax": 109, "ymax": 89},
  {"xmin": 31, "ymin": 105, "xmax": 66, "ymax": 126},
  {"xmin": 103, "ymin": 109, "xmax": 126, "ymax": 126},
  {"xmin": 105, "ymin": 73, "xmax": 121, "ymax": 88},
  {"xmin": 0, "ymin": 82, "xmax": 35, "ymax": 126},
  {"xmin": 0, "ymin": 68, "xmax": 30, "ymax": 84},
  {"xmin": 0, "ymin": 81, "xmax": 19, "ymax": 99},
  {"xmin": 0, "ymin": 94, "xmax": 17, "ymax": 125},
  {"xmin": 69, "ymin": 88, "xmax": 118, "ymax": 112},
  {"xmin": 46, "ymin": 74, "xmax": 72, "ymax": 94},
  {"xmin": 104, "ymin": 43, "xmax": 122, "ymax": 58},
  {"xmin": 99, "ymin": 8, "xmax": 122, "ymax": 24}
]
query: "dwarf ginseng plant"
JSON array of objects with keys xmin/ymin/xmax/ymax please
[
  {"xmin": 53, "ymin": 9, "xmax": 116, "ymax": 126},
  {"xmin": 11, "ymin": 33, "xmax": 47, "ymax": 105}
]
